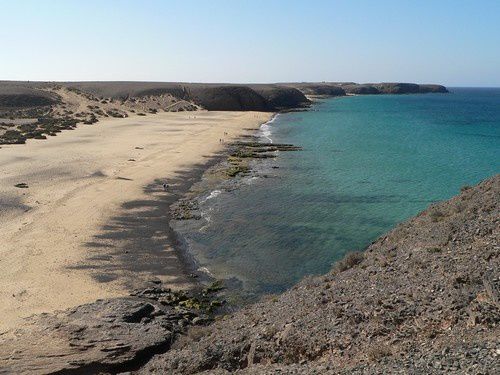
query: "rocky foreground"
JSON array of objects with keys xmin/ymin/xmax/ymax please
[
  {"xmin": 0, "ymin": 283, "xmax": 226, "ymax": 373},
  {"xmin": 141, "ymin": 175, "xmax": 499, "ymax": 374}
]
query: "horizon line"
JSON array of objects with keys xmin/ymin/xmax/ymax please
[{"xmin": 2, "ymin": 79, "xmax": 499, "ymax": 88}]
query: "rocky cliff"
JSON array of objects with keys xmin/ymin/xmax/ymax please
[{"xmin": 340, "ymin": 82, "xmax": 448, "ymax": 95}]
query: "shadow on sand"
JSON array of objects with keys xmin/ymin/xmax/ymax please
[{"xmin": 68, "ymin": 153, "xmax": 224, "ymax": 290}]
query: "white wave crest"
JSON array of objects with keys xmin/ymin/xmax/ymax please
[
  {"xmin": 202, "ymin": 189, "xmax": 222, "ymax": 202},
  {"xmin": 260, "ymin": 114, "xmax": 279, "ymax": 143}
]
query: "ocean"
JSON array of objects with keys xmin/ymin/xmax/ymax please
[{"xmin": 181, "ymin": 88, "xmax": 500, "ymax": 298}]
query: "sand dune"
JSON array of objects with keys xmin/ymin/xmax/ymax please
[{"xmin": 0, "ymin": 111, "xmax": 272, "ymax": 331}]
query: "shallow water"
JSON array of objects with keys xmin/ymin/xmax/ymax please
[{"xmin": 183, "ymin": 88, "xmax": 500, "ymax": 296}]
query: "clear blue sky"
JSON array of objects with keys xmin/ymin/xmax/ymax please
[{"xmin": 1, "ymin": 0, "xmax": 499, "ymax": 86}]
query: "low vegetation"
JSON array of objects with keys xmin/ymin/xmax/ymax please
[{"xmin": 332, "ymin": 251, "xmax": 364, "ymax": 273}]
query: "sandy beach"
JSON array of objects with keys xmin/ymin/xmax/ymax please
[{"xmin": 0, "ymin": 110, "xmax": 272, "ymax": 331}]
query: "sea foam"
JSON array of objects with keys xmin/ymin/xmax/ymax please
[{"xmin": 260, "ymin": 114, "xmax": 278, "ymax": 143}]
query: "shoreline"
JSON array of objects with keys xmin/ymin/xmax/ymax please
[
  {"xmin": 166, "ymin": 112, "xmax": 289, "ymax": 289},
  {"xmin": 0, "ymin": 111, "xmax": 306, "ymax": 372},
  {"xmin": 166, "ymin": 148, "xmax": 235, "ymax": 286},
  {"xmin": 0, "ymin": 110, "xmax": 273, "ymax": 331},
  {"xmin": 167, "ymin": 116, "xmax": 304, "ymax": 302}
]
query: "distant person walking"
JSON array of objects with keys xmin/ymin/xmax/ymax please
[{"xmin": 162, "ymin": 182, "xmax": 168, "ymax": 191}]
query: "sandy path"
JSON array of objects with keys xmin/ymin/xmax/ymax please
[{"xmin": 0, "ymin": 111, "xmax": 272, "ymax": 331}]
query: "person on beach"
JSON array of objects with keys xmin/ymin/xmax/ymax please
[{"xmin": 162, "ymin": 182, "xmax": 168, "ymax": 191}]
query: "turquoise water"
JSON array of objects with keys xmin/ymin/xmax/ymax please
[{"xmin": 187, "ymin": 88, "xmax": 500, "ymax": 296}]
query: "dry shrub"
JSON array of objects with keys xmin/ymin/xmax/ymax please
[{"xmin": 333, "ymin": 251, "xmax": 364, "ymax": 273}]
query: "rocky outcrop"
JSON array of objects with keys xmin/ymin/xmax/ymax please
[
  {"xmin": 251, "ymin": 86, "xmax": 317, "ymax": 109},
  {"xmin": 0, "ymin": 285, "xmax": 222, "ymax": 374},
  {"xmin": 282, "ymin": 82, "xmax": 448, "ymax": 97},
  {"xmin": 417, "ymin": 84, "xmax": 450, "ymax": 93},
  {"xmin": 188, "ymin": 86, "xmax": 269, "ymax": 111},
  {"xmin": 140, "ymin": 175, "xmax": 499, "ymax": 374},
  {"xmin": 374, "ymin": 82, "xmax": 422, "ymax": 94}
]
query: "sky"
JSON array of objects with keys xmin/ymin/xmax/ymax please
[{"xmin": 1, "ymin": 0, "xmax": 499, "ymax": 86}]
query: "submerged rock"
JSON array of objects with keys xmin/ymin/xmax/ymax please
[{"xmin": 171, "ymin": 198, "xmax": 202, "ymax": 220}]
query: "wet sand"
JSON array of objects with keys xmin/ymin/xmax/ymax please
[{"xmin": 0, "ymin": 110, "xmax": 272, "ymax": 331}]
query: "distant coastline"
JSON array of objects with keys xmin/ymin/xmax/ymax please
[{"xmin": 0, "ymin": 81, "xmax": 448, "ymax": 145}]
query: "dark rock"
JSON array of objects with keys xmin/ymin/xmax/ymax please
[
  {"xmin": 0, "ymin": 283, "xmax": 227, "ymax": 374},
  {"xmin": 251, "ymin": 86, "xmax": 312, "ymax": 110},
  {"xmin": 327, "ymin": 82, "xmax": 449, "ymax": 95},
  {"xmin": 0, "ymin": 297, "xmax": 177, "ymax": 373},
  {"xmin": 417, "ymin": 84, "xmax": 449, "ymax": 93},
  {"xmin": 122, "ymin": 303, "xmax": 155, "ymax": 323},
  {"xmin": 189, "ymin": 86, "xmax": 268, "ymax": 111}
]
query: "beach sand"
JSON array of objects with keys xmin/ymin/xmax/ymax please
[{"xmin": 0, "ymin": 110, "xmax": 272, "ymax": 331}]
